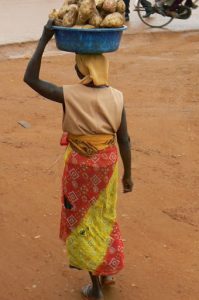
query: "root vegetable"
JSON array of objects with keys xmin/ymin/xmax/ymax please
[
  {"xmin": 98, "ymin": 8, "xmax": 109, "ymax": 18},
  {"xmin": 116, "ymin": 0, "xmax": 126, "ymax": 13},
  {"xmin": 58, "ymin": 5, "xmax": 70, "ymax": 18},
  {"xmin": 100, "ymin": 11, "xmax": 124, "ymax": 27},
  {"xmin": 62, "ymin": 5, "xmax": 79, "ymax": 26},
  {"xmin": 77, "ymin": 0, "xmax": 96, "ymax": 24},
  {"xmin": 89, "ymin": 9, "xmax": 103, "ymax": 27},
  {"xmin": 82, "ymin": 24, "xmax": 95, "ymax": 28},
  {"xmin": 73, "ymin": 24, "xmax": 95, "ymax": 28},
  {"xmin": 58, "ymin": 0, "xmax": 78, "ymax": 18},
  {"xmin": 102, "ymin": 0, "xmax": 117, "ymax": 13},
  {"xmin": 95, "ymin": 0, "xmax": 104, "ymax": 8},
  {"xmin": 50, "ymin": 0, "xmax": 125, "ymax": 28}
]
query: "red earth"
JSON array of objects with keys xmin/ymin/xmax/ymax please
[{"xmin": 0, "ymin": 30, "xmax": 199, "ymax": 300}]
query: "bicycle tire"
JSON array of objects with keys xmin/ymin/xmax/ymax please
[{"xmin": 136, "ymin": 0, "xmax": 173, "ymax": 28}]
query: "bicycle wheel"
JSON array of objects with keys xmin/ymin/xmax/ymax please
[{"xmin": 136, "ymin": 0, "xmax": 173, "ymax": 28}]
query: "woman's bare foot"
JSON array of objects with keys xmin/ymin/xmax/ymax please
[
  {"xmin": 81, "ymin": 284, "xmax": 104, "ymax": 300},
  {"xmin": 100, "ymin": 275, "xmax": 115, "ymax": 286}
]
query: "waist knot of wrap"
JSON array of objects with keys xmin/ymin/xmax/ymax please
[{"xmin": 60, "ymin": 133, "xmax": 115, "ymax": 156}]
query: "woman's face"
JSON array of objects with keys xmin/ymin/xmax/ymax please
[{"xmin": 75, "ymin": 65, "xmax": 84, "ymax": 79}]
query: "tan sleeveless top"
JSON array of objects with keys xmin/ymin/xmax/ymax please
[{"xmin": 62, "ymin": 84, "xmax": 123, "ymax": 135}]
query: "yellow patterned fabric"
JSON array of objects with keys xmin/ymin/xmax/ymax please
[
  {"xmin": 68, "ymin": 133, "xmax": 115, "ymax": 156},
  {"xmin": 66, "ymin": 161, "xmax": 118, "ymax": 272}
]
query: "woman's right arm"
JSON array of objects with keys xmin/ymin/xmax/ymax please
[
  {"xmin": 117, "ymin": 108, "xmax": 133, "ymax": 193},
  {"xmin": 24, "ymin": 20, "xmax": 64, "ymax": 104}
]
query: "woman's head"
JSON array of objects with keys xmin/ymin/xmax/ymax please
[{"xmin": 75, "ymin": 54, "xmax": 109, "ymax": 86}]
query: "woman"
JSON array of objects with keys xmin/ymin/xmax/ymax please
[{"xmin": 24, "ymin": 20, "xmax": 133, "ymax": 300}]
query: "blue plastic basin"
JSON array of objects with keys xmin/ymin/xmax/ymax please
[{"xmin": 52, "ymin": 26, "xmax": 127, "ymax": 54}]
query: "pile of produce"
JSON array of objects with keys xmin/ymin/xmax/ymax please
[{"xmin": 49, "ymin": 0, "xmax": 126, "ymax": 28}]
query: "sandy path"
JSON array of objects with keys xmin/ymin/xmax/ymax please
[{"xmin": 0, "ymin": 31, "xmax": 199, "ymax": 300}]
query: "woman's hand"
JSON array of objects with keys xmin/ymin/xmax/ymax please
[
  {"xmin": 42, "ymin": 19, "xmax": 54, "ymax": 42},
  {"xmin": 122, "ymin": 176, "xmax": 133, "ymax": 193}
]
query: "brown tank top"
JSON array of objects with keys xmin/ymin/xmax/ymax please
[{"xmin": 62, "ymin": 84, "xmax": 123, "ymax": 135}]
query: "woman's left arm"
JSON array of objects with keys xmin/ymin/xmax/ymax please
[
  {"xmin": 24, "ymin": 20, "xmax": 64, "ymax": 104},
  {"xmin": 117, "ymin": 108, "xmax": 133, "ymax": 193}
]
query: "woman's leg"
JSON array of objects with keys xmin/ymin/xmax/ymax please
[
  {"xmin": 124, "ymin": 0, "xmax": 130, "ymax": 20},
  {"xmin": 82, "ymin": 272, "xmax": 103, "ymax": 299}
]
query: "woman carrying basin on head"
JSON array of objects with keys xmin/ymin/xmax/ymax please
[{"xmin": 24, "ymin": 20, "xmax": 133, "ymax": 300}]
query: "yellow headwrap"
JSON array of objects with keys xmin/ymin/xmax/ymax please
[{"xmin": 75, "ymin": 54, "xmax": 109, "ymax": 86}]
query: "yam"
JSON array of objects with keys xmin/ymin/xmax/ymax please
[
  {"xmin": 95, "ymin": 0, "xmax": 104, "ymax": 8},
  {"xmin": 82, "ymin": 24, "xmax": 95, "ymax": 28},
  {"xmin": 102, "ymin": 0, "xmax": 117, "ymax": 13},
  {"xmin": 57, "ymin": 0, "xmax": 78, "ymax": 19},
  {"xmin": 89, "ymin": 9, "xmax": 103, "ymax": 27},
  {"xmin": 116, "ymin": 0, "xmax": 125, "ymax": 13},
  {"xmin": 100, "ymin": 12, "xmax": 124, "ymax": 27},
  {"xmin": 49, "ymin": 0, "xmax": 125, "ymax": 28},
  {"xmin": 73, "ymin": 24, "xmax": 84, "ymax": 28},
  {"xmin": 98, "ymin": 9, "xmax": 109, "ymax": 18},
  {"xmin": 77, "ymin": 0, "xmax": 96, "ymax": 24},
  {"xmin": 58, "ymin": 4, "xmax": 70, "ymax": 18},
  {"xmin": 62, "ymin": 5, "xmax": 78, "ymax": 27},
  {"xmin": 73, "ymin": 24, "xmax": 95, "ymax": 28}
]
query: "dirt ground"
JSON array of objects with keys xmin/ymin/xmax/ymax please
[{"xmin": 0, "ymin": 30, "xmax": 199, "ymax": 300}]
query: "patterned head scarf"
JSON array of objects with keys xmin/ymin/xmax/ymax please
[{"xmin": 75, "ymin": 54, "xmax": 109, "ymax": 86}]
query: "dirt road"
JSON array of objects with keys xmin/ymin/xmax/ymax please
[{"xmin": 0, "ymin": 31, "xmax": 199, "ymax": 300}]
